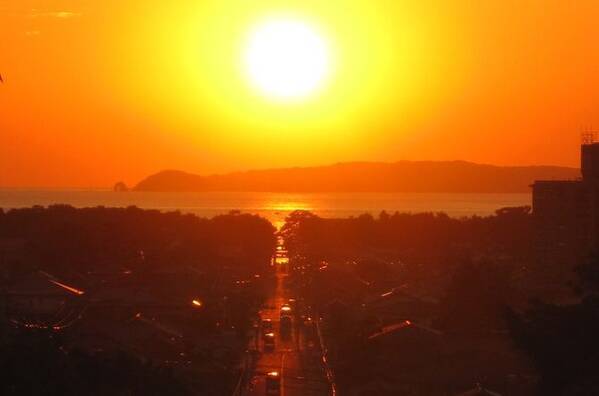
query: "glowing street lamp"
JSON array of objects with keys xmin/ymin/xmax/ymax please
[{"xmin": 192, "ymin": 299, "xmax": 203, "ymax": 308}]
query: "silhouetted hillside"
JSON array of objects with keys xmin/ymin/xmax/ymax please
[{"xmin": 133, "ymin": 161, "xmax": 580, "ymax": 193}]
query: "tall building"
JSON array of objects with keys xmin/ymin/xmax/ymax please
[
  {"xmin": 581, "ymin": 140, "xmax": 599, "ymax": 182},
  {"xmin": 532, "ymin": 139, "xmax": 599, "ymax": 269}
]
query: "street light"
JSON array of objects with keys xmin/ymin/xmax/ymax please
[{"xmin": 192, "ymin": 299, "xmax": 203, "ymax": 308}]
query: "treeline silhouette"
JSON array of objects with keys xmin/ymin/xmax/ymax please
[
  {"xmin": 282, "ymin": 206, "xmax": 532, "ymax": 271},
  {"xmin": 282, "ymin": 208, "xmax": 599, "ymax": 394},
  {"xmin": 280, "ymin": 207, "xmax": 595, "ymax": 394},
  {"xmin": 2, "ymin": 204, "xmax": 596, "ymax": 393},
  {"xmin": 0, "ymin": 205, "xmax": 275, "ymax": 277},
  {"xmin": 0, "ymin": 205, "xmax": 276, "ymax": 395}
]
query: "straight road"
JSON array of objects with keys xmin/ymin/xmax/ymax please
[{"xmin": 245, "ymin": 242, "xmax": 330, "ymax": 396}]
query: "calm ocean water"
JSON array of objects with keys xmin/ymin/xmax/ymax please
[{"xmin": 0, "ymin": 190, "xmax": 531, "ymax": 228}]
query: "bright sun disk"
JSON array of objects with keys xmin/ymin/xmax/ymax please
[{"xmin": 244, "ymin": 19, "xmax": 330, "ymax": 101}]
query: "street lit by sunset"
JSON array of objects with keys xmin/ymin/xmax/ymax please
[{"xmin": 1, "ymin": 2, "xmax": 599, "ymax": 395}]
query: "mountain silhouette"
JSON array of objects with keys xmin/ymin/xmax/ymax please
[{"xmin": 133, "ymin": 161, "xmax": 579, "ymax": 193}]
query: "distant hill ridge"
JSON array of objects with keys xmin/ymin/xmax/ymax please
[{"xmin": 133, "ymin": 161, "xmax": 580, "ymax": 193}]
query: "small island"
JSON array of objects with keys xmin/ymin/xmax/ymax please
[{"xmin": 113, "ymin": 181, "xmax": 129, "ymax": 192}]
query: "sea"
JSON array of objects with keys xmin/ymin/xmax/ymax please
[{"xmin": 0, "ymin": 190, "xmax": 531, "ymax": 229}]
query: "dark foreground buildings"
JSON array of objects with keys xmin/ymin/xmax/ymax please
[{"xmin": 532, "ymin": 138, "xmax": 599, "ymax": 271}]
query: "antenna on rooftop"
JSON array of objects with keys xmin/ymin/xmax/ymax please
[{"xmin": 581, "ymin": 126, "xmax": 597, "ymax": 145}]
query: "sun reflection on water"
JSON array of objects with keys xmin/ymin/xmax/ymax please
[
  {"xmin": 266, "ymin": 201, "xmax": 313, "ymax": 212},
  {"xmin": 263, "ymin": 200, "xmax": 313, "ymax": 230}
]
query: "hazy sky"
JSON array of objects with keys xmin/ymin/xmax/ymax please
[{"xmin": 1, "ymin": 0, "xmax": 599, "ymax": 187}]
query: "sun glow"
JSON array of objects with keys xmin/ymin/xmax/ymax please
[
  {"xmin": 244, "ymin": 19, "xmax": 330, "ymax": 101},
  {"xmin": 97, "ymin": 1, "xmax": 444, "ymax": 166}
]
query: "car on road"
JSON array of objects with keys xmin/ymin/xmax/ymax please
[
  {"xmin": 280, "ymin": 304, "xmax": 292, "ymax": 317},
  {"xmin": 263, "ymin": 332, "xmax": 275, "ymax": 351},
  {"xmin": 288, "ymin": 298, "xmax": 298, "ymax": 313},
  {"xmin": 265, "ymin": 371, "xmax": 281, "ymax": 395},
  {"xmin": 261, "ymin": 318, "xmax": 274, "ymax": 334}
]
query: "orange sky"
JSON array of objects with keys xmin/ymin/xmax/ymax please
[{"xmin": 1, "ymin": 0, "xmax": 599, "ymax": 188}]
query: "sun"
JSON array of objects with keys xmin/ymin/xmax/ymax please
[{"xmin": 244, "ymin": 19, "xmax": 330, "ymax": 101}]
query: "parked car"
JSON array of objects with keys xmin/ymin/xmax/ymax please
[{"xmin": 265, "ymin": 371, "xmax": 281, "ymax": 395}]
